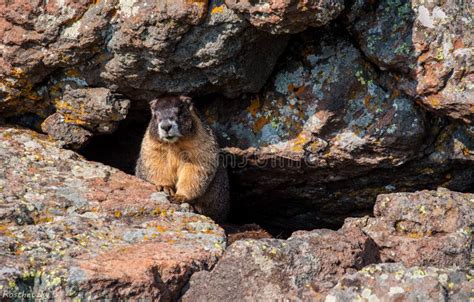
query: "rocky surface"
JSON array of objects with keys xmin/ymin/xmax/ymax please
[
  {"xmin": 0, "ymin": 127, "xmax": 226, "ymax": 300},
  {"xmin": 183, "ymin": 226, "xmax": 379, "ymax": 301},
  {"xmin": 1, "ymin": 1, "xmax": 474, "ymax": 300},
  {"xmin": 0, "ymin": 0, "xmax": 289, "ymax": 148},
  {"xmin": 343, "ymin": 188, "xmax": 474, "ymax": 269},
  {"xmin": 183, "ymin": 188, "xmax": 473, "ymax": 301},
  {"xmin": 1, "ymin": 0, "xmax": 473, "ymax": 227},
  {"xmin": 326, "ymin": 263, "xmax": 473, "ymax": 302},
  {"xmin": 350, "ymin": 0, "xmax": 473, "ymax": 124},
  {"xmin": 225, "ymin": 0, "xmax": 345, "ymax": 34}
]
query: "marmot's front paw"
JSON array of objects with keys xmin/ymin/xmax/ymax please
[
  {"xmin": 170, "ymin": 194, "xmax": 189, "ymax": 204},
  {"xmin": 157, "ymin": 185, "xmax": 175, "ymax": 196}
]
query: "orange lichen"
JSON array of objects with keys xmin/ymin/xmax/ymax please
[
  {"xmin": 308, "ymin": 140, "xmax": 323, "ymax": 153},
  {"xmin": 11, "ymin": 67, "xmax": 25, "ymax": 78},
  {"xmin": 406, "ymin": 232, "xmax": 424, "ymax": 239},
  {"xmin": 252, "ymin": 117, "xmax": 268, "ymax": 133},
  {"xmin": 389, "ymin": 90, "xmax": 400, "ymax": 100},
  {"xmin": 156, "ymin": 225, "xmax": 167, "ymax": 232},
  {"xmin": 294, "ymin": 86, "xmax": 306, "ymax": 99},
  {"xmin": 288, "ymin": 83, "xmax": 295, "ymax": 92},
  {"xmin": 364, "ymin": 94, "xmax": 372, "ymax": 108},
  {"xmin": 63, "ymin": 115, "xmax": 87, "ymax": 125},
  {"xmin": 65, "ymin": 69, "xmax": 80, "ymax": 77},
  {"xmin": 247, "ymin": 97, "xmax": 261, "ymax": 117},
  {"xmin": 426, "ymin": 95, "xmax": 442, "ymax": 107}
]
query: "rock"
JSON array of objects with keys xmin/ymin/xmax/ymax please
[
  {"xmin": 225, "ymin": 0, "xmax": 344, "ymax": 34},
  {"xmin": 182, "ymin": 226, "xmax": 379, "ymax": 301},
  {"xmin": 0, "ymin": 0, "xmax": 288, "ymax": 121},
  {"xmin": 56, "ymin": 87, "xmax": 130, "ymax": 135},
  {"xmin": 0, "ymin": 127, "xmax": 226, "ymax": 300},
  {"xmin": 41, "ymin": 113, "xmax": 93, "ymax": 149},
  {"xmin": 207, "ymin": 30, "xmax": 425, "ymax": 163},
  {"xmin": 102, "ymin": 1, "xmax": 288, "ymax": 99},
  {"xmin": 184, "ymin": 187, "xmax": 473, "ymax": 301},
  {"xmin": 350, "ymin": 0, "xmax": 474, "ymax": 124},
  {"xmin": 326, "ymin": 263, "xmax": 473, "ymax": 302},
  {"xmin": 202, "ymin": 28, "xmax": 474, "ymax": 231},
  {"xmin": 222, "ymin": 223, "xmax": 273, "ymax": 245},
  {"xmin": 40, "ymin": 87, "xmax": 130, "ymax": 149},
  {"xmin": 343, "ymin": 188, "xmax": 474, "ymax": 269}
]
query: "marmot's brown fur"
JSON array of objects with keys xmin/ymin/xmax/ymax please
[{"xmin": 135, "ymin": 96, "xmax": 230, "ymax": 222}]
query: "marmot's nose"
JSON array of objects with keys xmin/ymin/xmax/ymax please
[{"xmin": 160, "ymin": 123, "xmax": 172, "ymax": 132}]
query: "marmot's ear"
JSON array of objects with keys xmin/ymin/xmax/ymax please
[
  {"xmin": 149, "ymin": 99, "xmax": 158, "ymax": 115},
  {"xmin": 180, "ymin": 96, "xmax": 194, "ymax": 111}
]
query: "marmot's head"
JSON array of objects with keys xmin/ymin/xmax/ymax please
[{"xmin": 148, "ymin": 96, "xmax": 196, "ymax": 143}]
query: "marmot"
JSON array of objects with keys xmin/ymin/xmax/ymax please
[{"xmin": 135, "ymin": 96, "xmax": 230, "ymax": 222}]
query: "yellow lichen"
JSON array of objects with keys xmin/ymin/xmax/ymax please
[
  {"xmin": 211, "ymin": 5, "xmax": 225, "ymax": 14},
  {"xmin": 156, "ymin": 225, "xmax": 167, "ymax": 232},
  {"xmin": 291, "ymin": 132, "xmax": 311, "ymax": 152}
]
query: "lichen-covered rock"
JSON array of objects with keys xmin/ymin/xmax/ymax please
[
  {"xmin": 40, "ymin": 87, "xmax": 130, "ymax": 149},
  {"xmin": 184, "ymin": 187, "xmax": 473, "ymax": 301},
  {"xmin": 182, "ymin": 226, "xmax": 379, "ymax": 301},
  {"xmin": 326, "ymin": 263, "xmax": 473, "ymax": 302},
  {"xmin": 96, "ymin": 0, "xmax": 289, "ymax": 99},
  {"xmin": 41, "ymin": 112, "xmax": 93, "ymax": 149},
  {"xmin": 350, "ymin": 0, "xmax": 474, "ymax": 124},
  {"xmin": 202, "ymin": 29, "xmax": 474, "ymax": 231},
  {"xmin": 207, "ymin": 30, "xmax": 425, "ymax": 163},
  {"xmin": 0, "ymin": 0, "xmax": 288, "ymax": 117},
  {"xmin": 0, "ymin": 127, "xmax": 226, "ymax": 300},
  {"xmin": 225, "ymin": 0, "xmax": 344, "ymax": 34},
  {"xmin": 343, "ymin": 188, "xmax": 474, "ymax": 269}
]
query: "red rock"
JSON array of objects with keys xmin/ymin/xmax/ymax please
[
  {"xmin": 0, "ymin": 127, "xmax": 226, "ymax": 300},
  {"xmin": 183, "ymin": 226, "xmax": 379, "ymax": 301},
  {"xmin": 343, "ymin": 188, "xmax": 473, "ymax": 269}
]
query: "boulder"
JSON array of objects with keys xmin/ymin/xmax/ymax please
[
  {"xmin": 0, "ymin": 127, "xmax": 226, "ymax": 300},
  {"xmin": 326, "ymin": 263, "xmax": 473, "ymax": 302},
  {"xmin": 41, "ymin": 87, "xmax": 130, "ymax": 149},
  {"xmin": 225, "ymin": 0, "xmax": 344, "ymax": 34},
  {"xmin": 350, "ymin": 0, "xmax": 474, "ymax": 124},
  {"xmin": 182, "ymin": 226, "xmax": 379, "ymax": 301},
  {"xmin": 344, "ymin": 188, "xmax": 474, "ymax": 269}
]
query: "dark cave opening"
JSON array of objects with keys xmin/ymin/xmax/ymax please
[{"xmin": 79, "ymin": 100, "xmax": 358, "ymax": 238}]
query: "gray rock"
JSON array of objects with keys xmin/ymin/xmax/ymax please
[{"xmin": 350, "ymin": 0, "xmax": 474, "ymax": 124}]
